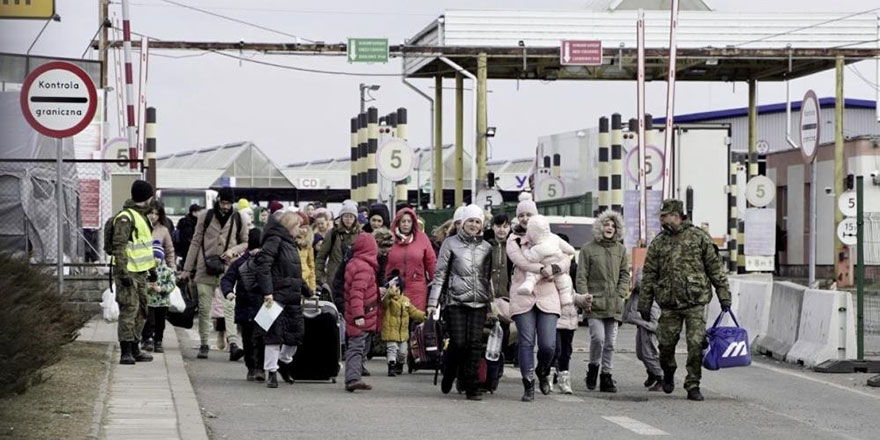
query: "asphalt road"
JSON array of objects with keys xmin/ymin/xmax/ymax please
[{"xmin": 176, "ymin": 324, "xmax": 880, "ymax": 440}]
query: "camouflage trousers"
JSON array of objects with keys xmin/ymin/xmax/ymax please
[
  {"xmin": 657, "ymin": 305, "xmax": 707, "ymax": 391},
  {"xmin": 116, "ymin": 271, "xmax": 149, "ymax": 342}
]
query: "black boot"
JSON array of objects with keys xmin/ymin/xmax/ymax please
[
  {"xmin": 687, "ymin": 387, "xmax": 704, "ymax": 401},
  {"xmin": 153, "ymin": 340, "xmax": 164, "ymax": 353},
  {"xmin": 395, "ymin": 361, "xmax": 404, "ymax": 376},
  {"xmin": 246, "ymin": 369, "xmax": 255, "ymax": 381},
  {"xmin": 278, "ymin": 361, "xmax": 294, "ymax": 384},
  {"xmin": 387, "ymin": 361, "xmax": 397, "ymax": 377},
  {"xmin": 197, "ymin": 344, "xmax": 209, "ymax": 359},
  {"xmin": 119, "ymin": 342, "xmax": 135, "ymax": 365},
  {"xmin": 585, "ymin": 363, "xmax": 599, "ymax": 390},
  {"xmin": 599, "ymin": 373, "xmax": 617, "ymax": 393},
  {"xmin": 266, "ymin": 371, "xmax": 278, "ymax": 388},
  {"xmin": 441, "ymin": 371, "xmax": 455, "ymax": 394},
  {"xmin": 644, "ymin": 371, "xmax": 661, "ymax": 387},
  {"xmin": 521, "ymin": 378, "xmax": 536, "ymax": 402},
  {"xmin": 229, "ymin": 343, "xmax": 245, "ymax": 362},
  {"xmin": 466, "ymin": 388, "xmax": 484, "ymax": 401},
  {"xmin": 141, "ymin": 338, "xmax": 154, "ymax": 352},
  {"xmin": 537, "ymin": 367, "xmax": 552, "ymax": 396},
  {"xmin": 662, "ymin": 368, "xmax": 676, "ymax": 394},
  {"xmin": 132, "ymin": 342, "xmax": 153, "ymax": 362}
]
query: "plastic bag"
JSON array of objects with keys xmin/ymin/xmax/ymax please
[
  {"xmin": 101, "ymin": 287, "xmax": 119, "ymax": 323},
  {"xmin": 485, "ymin": 321, "xmax": 503, "ymax": 361},
  {"xmin": 168, "ymin": 286, "xmax": 186, "ymax": 313}
]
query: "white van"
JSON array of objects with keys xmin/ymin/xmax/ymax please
[{"xmin": 543, "ymin": 215, "xmax": 595, "ymax": 252}]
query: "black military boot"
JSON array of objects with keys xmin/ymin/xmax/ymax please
[
  {"xmin": 131, "ymin": 342, "xmax": 153, "ymax": 362},
  {"xmin": 599, "ymin": 373, "xmax": 618, "ymax": 393},
  {"xmin": 521, "ymin": 378, "xmax": 536, "ymax": 402},
  {"xmin": 687, "ymin": 387, "xmax": 704, "ymax": 401},
  {"xmin": 266, "ymin": 371, "xmax": 278, "ymax": 388},
  {"xmin": 119, "ymin": 342, "xmax": 135, "ymax": 365},
  {"xmin": 387, "ymin": 361, "xmax": 397, "ymax": 377},
  {"xmin": 585, "ymin": 363, "xmax": 599, "ymax": 390},
  {"xmin": 662, "ymin": 368, "xmax": 676, "ymax": 394}
]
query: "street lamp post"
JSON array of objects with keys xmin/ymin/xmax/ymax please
[
  {"xmin": 25, "ymin": 13, "xmax": 62, "ymax": 74},
  {"xmin": 359, "ymin": 83, "xmax": 380, "ymax": 113}
]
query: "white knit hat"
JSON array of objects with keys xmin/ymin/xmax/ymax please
[
  {"xmin": 453, "ymin": 205, "xmax": 466, "ymax": 223},
  {"xmin": 516, "ymin": 192, "xmax": 538, "ymax": 216},
  {"xmin": 461, "ymin": 204, "xmax": 484, "ymax": 224},
  {"xmin": 338, "ymin": 200, "xmax": 358, "ymax": 218}
]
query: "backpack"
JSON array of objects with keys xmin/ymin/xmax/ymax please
[
  {"xmin": 103, "ymin": 209, "xmax": 137, "ymax": 256},
  {"xmin": 237, "ymin": 257, "xmax": 260, "ymax": 294}
]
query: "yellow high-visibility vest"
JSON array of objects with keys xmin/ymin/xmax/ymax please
[{"xmin": 115, "ymin": 209, "xmax": 156, "ymax": 273}]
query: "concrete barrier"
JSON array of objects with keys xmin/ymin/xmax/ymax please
[
  {"xmin": 734, "ymin": 280, "xmax": 773, "ymax": 345},
  {"xmin": 754, "ymin": 281, "xmax": 806, "ymax": 360},
  {"xmin": 785, "ymin": 289, "xmax": 856, "ymax": 368}
]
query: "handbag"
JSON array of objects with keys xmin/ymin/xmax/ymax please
[
  {"xmin": 703, "ymin": 309, "xmax": 752, "ymax": 371},
  {"xmin": 168, "ymin": 286, "xmax": 186, "ymax": 313},
  {"xmin": 167, "ymin": 280, "xmax": 197, "ymax": 329},
  {"xmin": 202, "ymin": 211, "xmax": 236, "ymax": 276}
]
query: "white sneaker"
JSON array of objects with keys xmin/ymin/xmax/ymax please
[{"xmin": 560, "ymin": 370, "xmax": 573, "ymax": 395}]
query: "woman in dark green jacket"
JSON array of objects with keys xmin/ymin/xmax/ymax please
[{"xmin": 575, "ymin": 210, "xmax": 630, "ymax": 393}]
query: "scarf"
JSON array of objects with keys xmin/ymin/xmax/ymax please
[{"xmin": 395, "ymin": 227, "xmax": 414, "ymax": 245}]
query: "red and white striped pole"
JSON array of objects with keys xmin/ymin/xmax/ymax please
[
  {"xmin": 661, "ymin": 0, "xmax": 680, "ymax": 199},
  {"xmin": 121, "ymin": 0, "xmax": 138, "ymax": 170}
]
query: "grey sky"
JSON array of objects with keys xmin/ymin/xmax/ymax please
[{"xmin": 1, "ymin": 0, "xmax": 877, "ymax": 166}]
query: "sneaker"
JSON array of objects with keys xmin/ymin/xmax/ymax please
[
  {"xmin": 687, "ymin": 387, "xmax": 704, "ymax": 401},
  {"xmin": 153, "ymin": 340, "xmax": 164, "ymax": 353},
  {"xmin": 229, "ymin": 343, "xmax": 245, "ymax": 362},
  {"xmin": 559, "ymin": 371, "xmax": 573, "ymax": 395},
  {"xmin": 246, "ymin": 369, "xmax": 255, "ymax": 381},
  {"xmin": 197, "ymin": 345, "xmax": 209, "ymax": 359},
  {"xmin": 254, "ymin": 369, "xmax": 266, "ymax": 382},
  {"xmin": 141, "ymin": 338, "xmax": 154, "ymax": 352},
  {"xmin": 345, "ymin": 381, "xmax": 373, "ymax": 392},
  {"xmin": 131, "ymin": 344, "xmax": 153, "ymax": 362},
  {"xmin": 644, "ymin": 371, "xmax": 661, "ymax": 388}
]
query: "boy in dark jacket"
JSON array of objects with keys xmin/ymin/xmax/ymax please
[{"xmin": 221, "ymin": 229, "xmax": 265, "ymax": 382}]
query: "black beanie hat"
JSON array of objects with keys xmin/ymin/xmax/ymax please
[
  {"xmin": 131, "ymin": 180, "xmax": 154, "ymax": 203},
  {"xmin": 218, "ymin": 187, "xmax": 234, "ymax": 203},
  {"xmin": 247, "ymin": 228, "xmax": 262, "ymax": 250}
]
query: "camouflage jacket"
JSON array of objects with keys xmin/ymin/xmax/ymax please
[{"xmin": 638, "ymin": 221, "xmax": 730, "ymax": 312}]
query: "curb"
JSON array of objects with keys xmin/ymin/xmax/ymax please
[
  {"xmin": 167, "ymin": 327, "xmax": 210, "ymax": 440},
  {"xmin": 87, "ymin": 342, "xmax": 114, "ymax": 440}
]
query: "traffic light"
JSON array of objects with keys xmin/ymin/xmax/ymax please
[
  {"xmin": 487, "ymin": 171, "xmax": 496, "ymax": 188},
  {"xmin": 845, "ymin": 174, "xmax": 854, "ymax": 190}
]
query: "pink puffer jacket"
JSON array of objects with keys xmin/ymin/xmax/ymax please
[{"xmin": 506, "ymin": 228, "xmax": 571, "ymax": 318}]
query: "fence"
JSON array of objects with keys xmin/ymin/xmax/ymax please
[{"xmin": 866, "ymin": 292, "xmax": 880, "ymax": 335}]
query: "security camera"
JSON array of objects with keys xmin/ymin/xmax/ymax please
[
  {"xmin": 824, "ymin": 187, "xmax": 833, "ymax": 194},
  {"xmin": 871, "ymin": 170, "xmax": 879, "ymax": 178}
]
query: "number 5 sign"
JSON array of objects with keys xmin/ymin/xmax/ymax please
[
  {"xmin": 746, "ymin": 175, "xmax": 775, "ymax": 207},
  {"xmin": 377, "ymin": 138, "xmax": 414, "ymax": 182}
]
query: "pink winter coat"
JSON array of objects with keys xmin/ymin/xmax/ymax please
[
  {"xmin": 385, "ymin": 208, "xmax": 436, "ymax": 312},
  {"xmin": 344, "ymin": 233, "xmax": 381, "ymax": 338},
  {"xmin": 506, "ymin": 225, "xmax": 571, "ymax": 317}
]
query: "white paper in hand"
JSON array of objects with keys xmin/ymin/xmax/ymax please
[{"xmin": 255, "ymin": 301, "xmax": 283, "ymax": 331}]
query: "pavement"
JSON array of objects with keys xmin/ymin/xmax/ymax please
[
  {"xmin": 81, "ymin": 317, "xmax": 880, "ymax": 440},
  {"xmin": 78, "ymin": 318, "xmax": 209, "ymax": 440}
]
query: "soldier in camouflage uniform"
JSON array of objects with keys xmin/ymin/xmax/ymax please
[
  {"xmin": 112, "ymin": 180, "xmax": 159, "ymax": 365},
  {"xmin": 638, "ymin": 199, "xmax": 731, "ymax": 401}
]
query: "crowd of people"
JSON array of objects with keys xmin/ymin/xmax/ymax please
[{"xmin": 109, "ymin": 180, "xmax": 730, "ymax": 403}]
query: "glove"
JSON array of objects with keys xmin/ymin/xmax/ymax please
[
  {"xmin": 120, "ymin": 277, "xmax": 133, "ymax": 288},
  {"xmin": 147, "ymin": 269, "xmax": 158, "ymax": 283},
  {"xmin": 640, "ymin": 309, "xmax": 651, "ymax": 322},
  {"xmin": 551, "ymin": 264, "xmax": 562, "ymax": 275},
  {"xmin": 720, "ymin": 300, "xmax": 732, "ymax": 312},
  {"xmin": 354, "ymin": 317, "xmax": 365, "ymax": 327}
]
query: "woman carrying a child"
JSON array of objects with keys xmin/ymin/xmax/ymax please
[
  {"xmin": 576, "ymin": 210, "xmax": 630, "ymax": 393},
  {"xmin": 506, "ymin": 193, "xmax": 572, "ymax": 402}
]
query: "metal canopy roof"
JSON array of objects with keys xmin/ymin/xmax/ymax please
[
  {"xmin": 403, "ymin": 10, "xmax": 880, "ymax": 81},
  {"xmin": 157, "ymin": 142, "xmax": 296, "ymax": 190}
]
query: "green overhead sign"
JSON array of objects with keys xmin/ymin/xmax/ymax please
[{"xmin": 347, "ymin": 38, "xmax": 389, "ymax": 63}]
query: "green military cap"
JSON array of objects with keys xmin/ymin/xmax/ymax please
[{"xmin": 659, "ymin": 199, "xmax": 684, "ymax": 216}]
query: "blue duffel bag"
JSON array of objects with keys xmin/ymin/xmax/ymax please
[{"xmin": 703, "ymin": 309, "xmax": 751, "ymax": 371}]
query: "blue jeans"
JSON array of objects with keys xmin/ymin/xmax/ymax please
[{"xmin": 513, "ymin": 307, "xmax": 558, "ymax": 381}]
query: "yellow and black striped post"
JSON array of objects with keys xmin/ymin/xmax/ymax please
[
  {"xmin": 598, "ymin": 116, "xmax": 610, "ymax": 214},
  {"xmin": 367, "ymin": 107, "xmax": 379, "ymax": 205},
  {"xmin": 728, "ymin": 151, "xmax": 739, "ymax": 273},
  {"xmin": 736, "ymin": 153, "xmax": 746, "ymax": 273},
  {"xmin": 350, "ymin": 116, "xmax": 358, "ymax": 200},
  {"xmin": 611, "ymin": 113, "xmax": 624, "ymax": 213},
  {"xmin": 145, "ymin": 107, "xmax": 157, "ymax": 187},
  {"xmin": 357, "ymin": 112, "xmax": 367, "ymax": 203},
  {"xmin": 395, "ymin": 107, "xmax": 409, "ymax": 204}
]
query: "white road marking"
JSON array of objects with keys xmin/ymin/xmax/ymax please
[
  {"xmin": 750, "ymin": 362, "xmax": 880, "ymax": 401},
  {"xmin": 602, "ymin": 416, "xmax": 669, "ymax": 436}
]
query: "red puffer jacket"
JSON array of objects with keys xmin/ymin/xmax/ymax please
[
  {"xmin": 344, "ymin": 232, "xmax": 381, "ymax": 337},
  {"xmin": 385, "ymin": 208, "xmax": 436, "ymax": 312}
]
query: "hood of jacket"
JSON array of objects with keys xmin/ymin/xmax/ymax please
[
  {"xmin": 296, "ymin": 226, "xmax": 314, "ymax": 249},
  {"xmin": 390, "ymin": 207, "xmax": 421, "ymax": 242},
  {"xmin": 351, "ymin": 232, "xmax": 379, "ymax": 271},
  {"xmin": 592, "ymin": 210, "xmax": 624, "ymax": 243},
  {"xmin": 261, "ymin": 216, "xmax": 295, "ymax": 246},
  {"xmin": 525, "ymin": 215, "xmax": 552, "ymax": 243}
]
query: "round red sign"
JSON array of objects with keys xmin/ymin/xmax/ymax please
[{"xmin": 19, "ymin": 61, "xmax": 98, "ymax": 138}]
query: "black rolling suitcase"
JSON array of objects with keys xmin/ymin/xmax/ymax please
[
  {"xmin": 291, "ymin": 298, "xmax": 341, "ymax": 383},
  {"xmin": 407, "ymin": 315, "xmax": 443, "ymax": 374}
]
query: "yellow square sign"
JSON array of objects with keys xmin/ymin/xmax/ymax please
[{"xmin": 0, "ymin": 0, "xmax": 55, "ymax": 19}]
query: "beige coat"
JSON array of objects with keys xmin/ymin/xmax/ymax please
[
  {"xmin": 151, "ymin": 223, "xmax": 176, "ymax": 268},
  {"xmin": 183, "ymin": 208, "xmax": 249, "ymax": 284}
]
